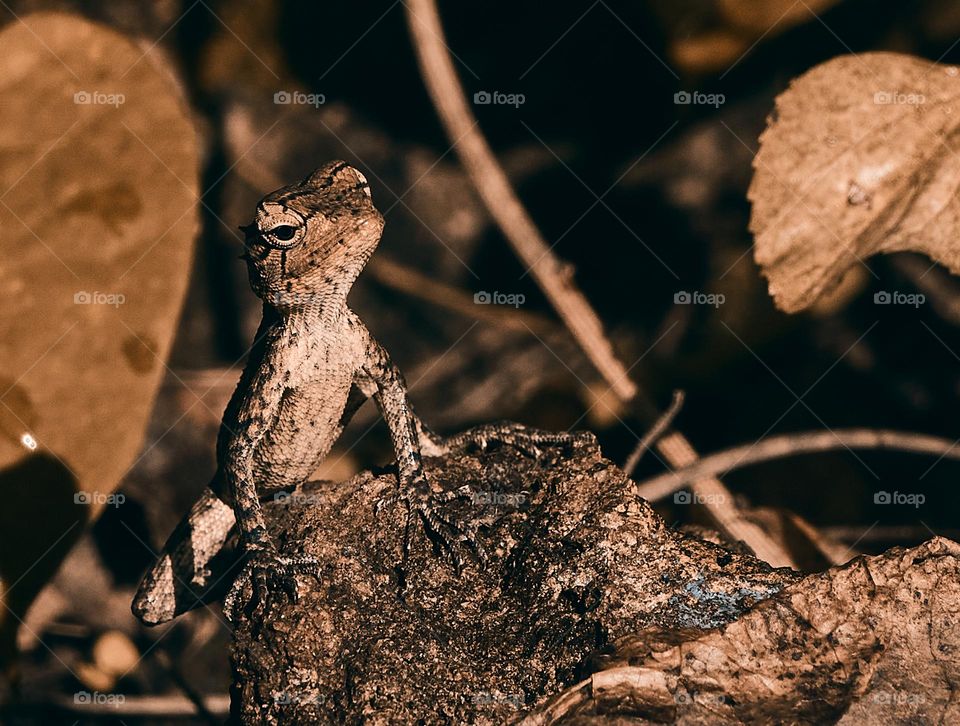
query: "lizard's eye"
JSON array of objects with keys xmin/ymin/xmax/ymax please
[
  {"xmin": 270, "ymin": 225, "xmax": 297, "ymax": 241},
  {"xmin": 254, "ymin": 205, "xmax": 305, "ymax": 248},
  {"xmin": 261, "ymin": 221, "xmax": 304, "ymax": 249}
]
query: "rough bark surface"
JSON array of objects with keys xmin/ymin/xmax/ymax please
[
  {"xmin": 228, "ymin": 430, "xmax": 958, "ymax": 724},
  {"xmin": 525, "ymin": 536, "xmax": 960, "ymax": 725}
]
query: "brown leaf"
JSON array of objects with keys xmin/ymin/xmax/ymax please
[
  {"xmin": 749, "ymin": 52, "xmax": 960, "ymax": 312},
  {"xmin": 0, "ymin": 11, "xmax": 198, "ymax": 657}
]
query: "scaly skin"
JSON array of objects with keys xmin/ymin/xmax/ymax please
[{"xmin": 132, "ymin": 162, "xmax": 585, "ymax": 625}]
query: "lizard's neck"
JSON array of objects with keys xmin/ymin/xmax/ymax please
[{"xmin": 261, "ymin": 282, "xmax": 352, "ymax": 327}]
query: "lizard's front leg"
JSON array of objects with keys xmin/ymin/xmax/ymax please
[
  {"xmin": 363, "ymin": 344, "xmax": 484, "ymax": 572},
  {"xmin": 220, "ymin": 401, "xmax": 321, "ymax": 622}
]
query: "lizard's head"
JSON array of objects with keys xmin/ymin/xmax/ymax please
[{"xmin": 240, "ymin": 161, "xmax": 384, "ymax": 306}]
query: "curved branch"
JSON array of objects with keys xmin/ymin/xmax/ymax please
[
  {"xmin": 623, "ymin": 390, "xmax": 684, "ymax": 476},
  {"xmin": 404, "ymin": 0, "xmax": 637, "ymax": 401},
  {"xmin": 634, "ymin": 428, "xmax": 960, "ymax": 502}
]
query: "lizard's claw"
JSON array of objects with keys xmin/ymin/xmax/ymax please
[
  {"xmin": 402, "ymin": 478, "xmax": 487, "ymax": 572},
  {"xmin": 223, "ymin": 547, "xmax": 320, "ymax": 623}
]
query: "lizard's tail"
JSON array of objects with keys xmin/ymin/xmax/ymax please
[{"xmin": 132, "ymin": 487, "xmax": 237, "ymax": 625}]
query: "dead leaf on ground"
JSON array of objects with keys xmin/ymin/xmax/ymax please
[
  {"xmin": 0, "ymin": 11, "xmax": 198, "ymax": 663},
  {"xmin": 749, "ymin": 52, "xmax": 960, "ymax": 312}
]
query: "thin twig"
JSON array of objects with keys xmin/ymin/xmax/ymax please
[
  {"xmin": 366, "ymin": 256, "xmax": 558, "ymax": 336},
  {"xmin": 622, "ymin": 390, "xmax": 684, "ymax": 476},
  {"xmin": 654, "ymin": 431, "xmax": 796, "ymax": 567},
  {"xmin": 154, "ymin": 647, "xmax": 221, "ymax": 726},
  {"xmin": 892, "ymin": 254, "xmax": 960, "ymax": 326},
  {"xmin": 780, "ymin": 510, "xmax": 853, "ymax": 567},
  {"xmin": 635, "ymin": 428, "xmax": 960, "ymax": 502}
]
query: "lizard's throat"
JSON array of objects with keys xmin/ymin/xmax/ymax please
[{"xmin": 254, "ymin": 267, "xmax": 363, "ymax": 314}]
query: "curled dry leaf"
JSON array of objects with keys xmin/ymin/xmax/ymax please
[
  {"xmin": 0, "ymin": 12, "xmax": 198, "ymax": 660},
  {"xmin": 749, "ymin": 52, "xmax": 960, "ymax": 312}
]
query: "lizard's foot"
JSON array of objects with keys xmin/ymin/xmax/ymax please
[
  {"xmin": 443, "ymin": 422, "xmax": 593, "ymax": 459},
  {"xmin": 400, "ymin": 478, "xmax": 487, "ymax": 572},
  {"xmin": 223, "ymin": 547, "xmax": 320, "ymax": 623}
]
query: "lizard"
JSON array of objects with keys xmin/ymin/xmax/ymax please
[{"xmin": 132, "ymin": 161, "xmax": 584, "ymax": 625}]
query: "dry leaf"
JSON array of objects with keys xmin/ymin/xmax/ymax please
[
  {"xmin": 0, "ymin": 12, "xmax": 198, "ymax": 658},
  {"xmin": 749, "ymin": 52, "xmax": 960, "ymax": 312}
]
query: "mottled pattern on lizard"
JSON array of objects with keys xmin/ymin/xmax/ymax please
[{"xmin": 132, "ymin": 162, "xmax": 585, "ymax": 625}]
